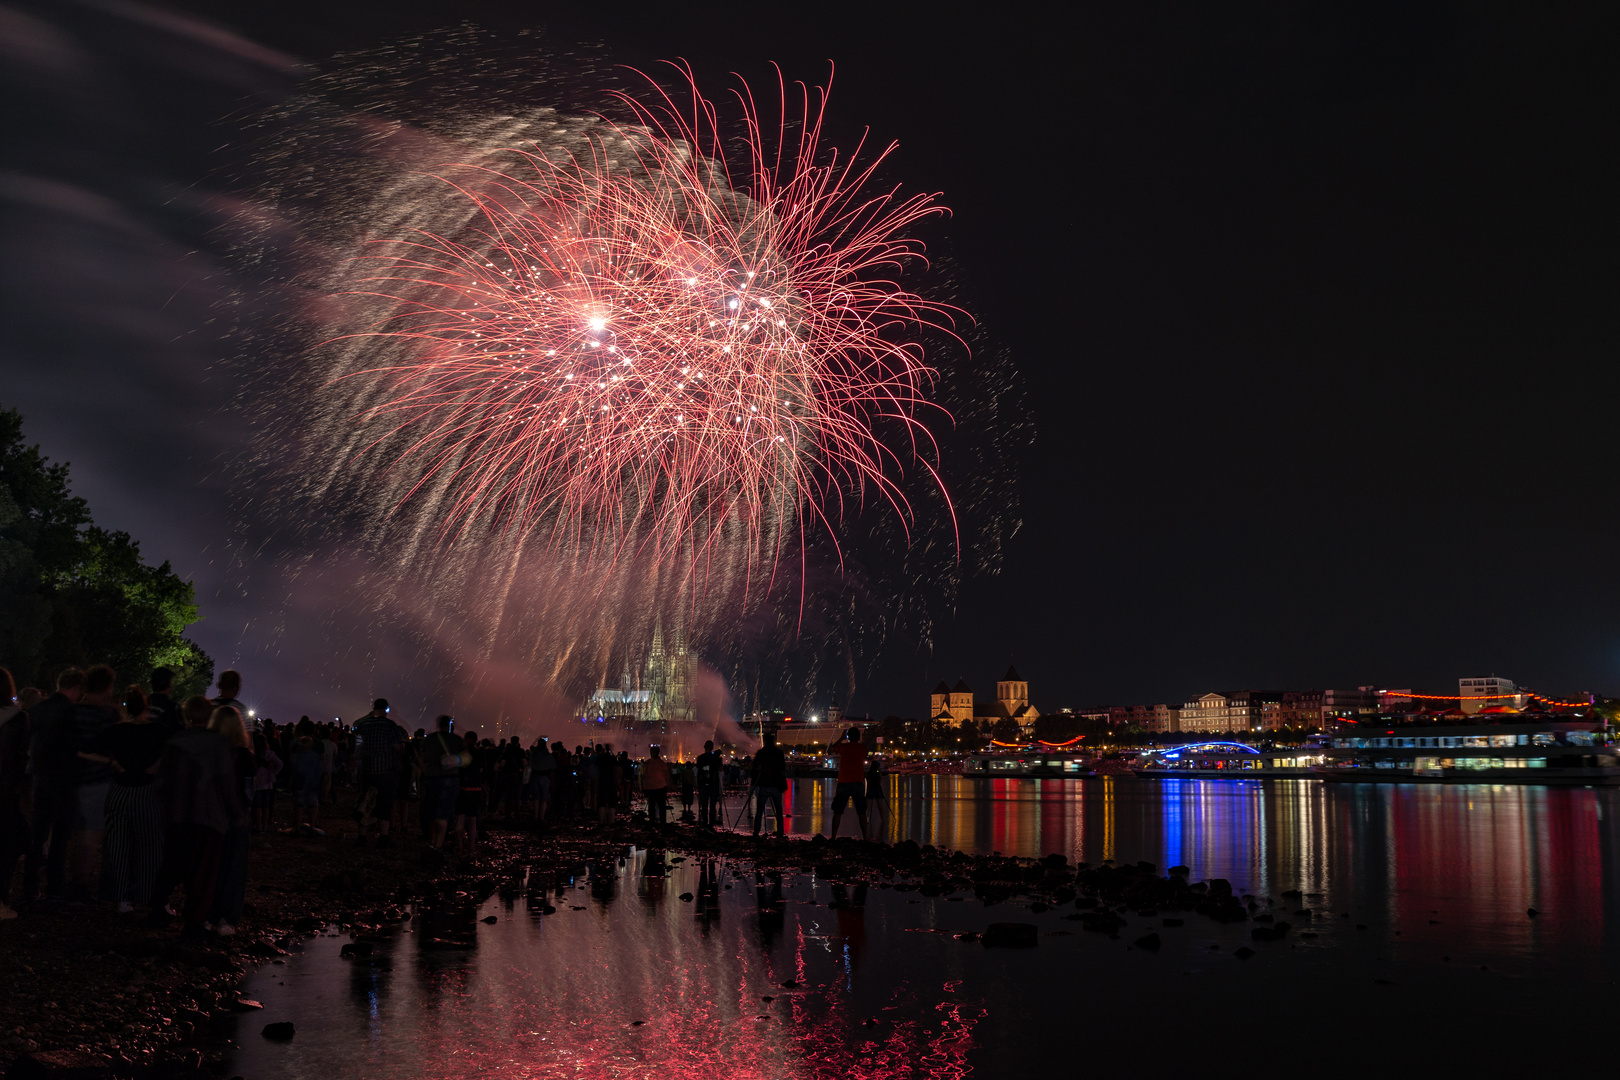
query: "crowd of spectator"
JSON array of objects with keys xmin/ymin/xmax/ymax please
[{"xmin": 0, "ymin": 666, "xmax": 845, "ymax": 932}]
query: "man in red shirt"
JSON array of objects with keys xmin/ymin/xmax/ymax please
[{"xmin": 828, "ymin": 727, "xmax": 869, "ymax": 840}]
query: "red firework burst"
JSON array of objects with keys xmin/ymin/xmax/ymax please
[{"xmin": 338, "ymin": 63, "xmax": 957, "ymax": 571}]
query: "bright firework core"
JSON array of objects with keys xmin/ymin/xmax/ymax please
[{"xmin": 339, "ymin": 64, "xmax": 958, "ymax": 576}]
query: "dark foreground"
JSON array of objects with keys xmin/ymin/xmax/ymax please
[{"xmin": 2, "ymin": 785, "xmax": 1612, "ymax": 1078}]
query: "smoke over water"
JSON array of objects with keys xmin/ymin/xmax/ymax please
[{"xmin": 218, "ymin": 31, "xmax": 1025, "ymax": 734}]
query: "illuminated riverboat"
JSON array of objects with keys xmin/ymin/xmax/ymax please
[
  {"xmin": 1315, "ymin": 720, "xmax": 1620, "ymax": 784},
  {"xmin": 1132, "ymin": 741, "xmax": 1326, "ymax": 778},
  {"xmin": 961, "ymin": 750, "xmax": 1094, "ymax": 778}
]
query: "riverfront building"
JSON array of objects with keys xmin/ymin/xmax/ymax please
[
  {"xmin": 930, "ymin": 667, "xmax": 1041, "ymax": 730},
  {"xmin": 1460, "ymin": 676, "xmax": 1525, "ymax": 714}
]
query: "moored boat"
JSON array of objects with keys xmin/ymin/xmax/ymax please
[
  {"xmin": 1132, "ymin": 741, "xmax": 1326, "ymax": 778},
  {"xmin": 962, "ymin": 750, "xmax": 1094, "ymax": 778},
  {"xmin": 1314, "ymin": 720, "xmax": 1620, "ymax": 784}
]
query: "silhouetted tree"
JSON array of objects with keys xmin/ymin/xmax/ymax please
[{"xmin": 0, "ymin": 407, "xmax": 212, "ymax": 693}]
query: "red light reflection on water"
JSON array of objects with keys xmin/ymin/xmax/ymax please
[
  {"xmin": 754, "ymin": 777, "xmax": 1620, "ymax": 970},
  {"xmin": 232, "ymin": 855, "xmax": 984, "ymax": 1080}
]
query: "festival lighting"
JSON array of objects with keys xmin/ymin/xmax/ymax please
[
  {"xmin": 1378, "ymin": 690, "xmax": 1590, "ymax": 708},
  {"xmin": 336, "ymin": 63, "xmax": 958, "ymax": 574},
  {"xmin": 1144, "ymin": 741, "xmax": 1261, "ymax": 757}
]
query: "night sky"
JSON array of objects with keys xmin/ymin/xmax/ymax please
[{"xmin": 3, "ymin": 1, "xmax": 1615, "ymax": 722}]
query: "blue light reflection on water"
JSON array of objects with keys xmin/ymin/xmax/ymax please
[
  {"xmin": 227, "ymin": 778, "xmax": 1620, "ymax": 1079},
  {"xmin": 759, "ymin": 775, "xmax": 1620, "ymax": 972}
]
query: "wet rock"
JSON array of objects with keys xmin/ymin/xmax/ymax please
[
  {"xmin": 678, "ymin": 893, "xmax": 694, "ymax": 902},
  {"xmin": 981, "ymin": 922, "xmax": 1038, "ymax": 948},
  {"xmin": 261, "ymin": 1022, "xmax": 296, "ymax": 1041},
  {"xmin": 1527, "ymin": 907, "xmax": 1540, "ymax": 917},
  {"xmin": 5, "ymin": 1050, "xmax": 113, "ymax": 1079},
  {"xmin": 1234, "ymin": 947, "xmax": 1255, "ymax": 960},
  {"xmin": 338, "ymin": 943, "xmax": 373, "ymax": 959},
  {"xmin": 228, "ymin": 997, "xmax": 264, "ymax": 1012},
  {"xmin": 1133, "ymin": 933, "xmax": 1162, "ymax": 951}
]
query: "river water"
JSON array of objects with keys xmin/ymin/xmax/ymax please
[{"xmin": 227, "ymin": 777, "xmax": 1620, "ymax": 1078}]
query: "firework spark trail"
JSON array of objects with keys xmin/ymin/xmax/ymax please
[{"xmin": 332, "ymin": 64, "xmax": 959, "ymax": 587}]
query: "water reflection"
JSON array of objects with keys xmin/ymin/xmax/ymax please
[
  {"xmin": 232, "ymin": 851, "xmax": 983, "ymax": 1080},
  {"xmin": 744, "ymin": 776, "xmax": 1620, "ymax": 973},
  {"xmin": 231, "ymin": 779, "xmax": 1620, "ymax": 1080}
]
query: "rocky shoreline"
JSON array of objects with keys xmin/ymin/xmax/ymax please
[{"xmin": 1, "ymin": 802, "xmax": 1299, "ymax": 1079}]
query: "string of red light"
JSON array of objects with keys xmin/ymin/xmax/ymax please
[
  {"xmin": 989, "ymin": 736, "xmax": 1085, "ymax": 749},
  {"xmin": 1378, "ymin": 690, "xmax": 1590, "ymax": 708}
]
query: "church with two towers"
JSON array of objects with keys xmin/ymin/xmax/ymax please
[{"xmin": 930, "ymin": 666, "xmax": 1040, "ymax": 730}]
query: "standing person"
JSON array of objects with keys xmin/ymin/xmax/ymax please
[
  {"xmin": 618, "ymin": 750, "xmax": 634, "ymax": 809},
  {"xmin": 352, "ymin": 699, "xmax": 407, "ymax": 849},
  {"xmin": 594, "ymin": 745, "xmax": 619, "ymax": 825},
  {"xmin": 399, "ymin": 728, "xmax": 424, "ymax": 838},
  {"xmin": 828, "ymin": 727, "xmax": 869, "ymax": 840},
  {"xmin": 750, "ymin": 731, "xmax": 788, "ymax": 837},
  {"xmin": 208, "ymin": 705, "xmax": 256, "ymax": 936},
  {"xmin": 453, "ymin": 729, "xmax": 487, "ymax": 855},
  {"xmin": 147, "ymin": 669, "xmax": 182, "ymax": 736},
  {"xmin": 695, "ymin": 741, "xmax": 722, "ymax": 826},
  {"xmin": 678, "ymin": 760, "xmax": 695, "ymax": 822},
  {"xmin": 641, "ymin": 745, "xmax": 670, "ymax": 826},
  {"xmin": 529, "ymin": 737, "xmax": 555, "ymax": 826},
  {"xmin": 865, "ymin": 754, "xmax": 889, "ymax": 830},
  {"xmin": 212, "ymin": 670, "xmax": 248, "ymax": 721},
  {"xmin": 551, "ymin": 741, "xmax": 573, "ymax": 821},
  {"xmin": 150, "ymin": 696, "xmax": 241, "ymax": 937},
  {"xmin": 579, "ymin": 745, "xmax": 597, "ymax": 814},
  {"xmin": 416, "ymin": 716, "xmax": 463, "ymax": 856},
  {"xmin": 318, "ymin": 723, "xmax": 337, "ymax": 806},
  {"xmin": 288, "ymin": 736, "xmax": 325, "ymax": 835},
  {"xmin": 249, "ymin": 722, "xmax": 282, "ymax": 835},
  {"xmin": 71, "ymin": 665, "xmax": 121, "ymax": 897},
  {"xmin": 0, "ymin": 669, "xmax": 30, "ymax": 919},
  {"xmin": 495, "ymin": 736, "xmax": 524, "ymax": 820},
  {"xmin": 90, "ymin": 686, "xmax": 169, "ymax": 913},
  {"xmin": 23, "ymin": 667, "xmax": 86, "ymax": 902}
]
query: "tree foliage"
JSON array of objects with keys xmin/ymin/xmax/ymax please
[{"xmin": 0, "ymin": 408, "xmax": 213, "ymax": 695}]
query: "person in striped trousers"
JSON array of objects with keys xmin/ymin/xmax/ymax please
[{"xmin": 85, "ymin": 686, "xmax": 171, "ymax": 912}]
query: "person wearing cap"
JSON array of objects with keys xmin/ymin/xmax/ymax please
[{"xmin": 351, "ymin": 698, "xmax": 407, "ymax": 849}]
